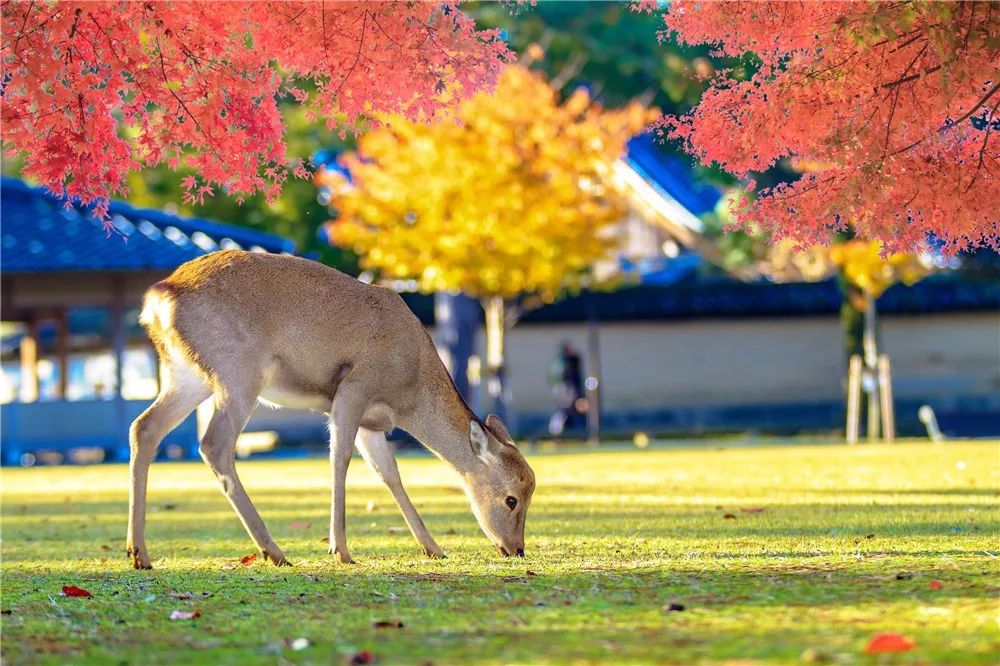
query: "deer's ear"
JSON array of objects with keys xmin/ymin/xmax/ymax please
[
  {"xmin": 470, "ymin": 421, "xmax": 497, "ymax": 464},
  {"xmin": 485, "ymin": 413, "xmax": 515, "ymax": 447}
]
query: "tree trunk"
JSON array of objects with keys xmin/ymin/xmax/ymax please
[
  {"xmin": 482, "ymin": 295, "xmax": 508, "ymax": 421},
  {"xmin": 434, "ymin": 291, "xmax": 478, "ymax": 404}
]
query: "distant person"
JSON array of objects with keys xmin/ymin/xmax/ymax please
[{"xmin": 548, "ymin": 342, "xmax": 586, "ymax": 436}]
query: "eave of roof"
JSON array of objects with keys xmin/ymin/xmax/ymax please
[{"xmin": 1, "ymin": 177, "xmax": 295, "ymax": 273}]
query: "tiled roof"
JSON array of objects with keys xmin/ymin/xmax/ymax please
[
  {"xmin": 624, "ymin": 134, "xmax": 722, "ymax": 218},
  {"xmin": 1, "ymin": 177, "xmax": 295, "ymax": 273}
]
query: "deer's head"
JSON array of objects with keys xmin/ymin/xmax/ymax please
[{"xmin": 464, "ymin": 414, "xmax": 535, "ymax": 557}]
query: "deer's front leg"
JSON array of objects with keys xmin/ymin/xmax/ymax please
[
  {"xmin": 328, "ymin": 394, "xmax": 363, "ymax": 564},
  {"xmin": 356, "ymin": 428, "xmax": 444, "ymax": 558}
]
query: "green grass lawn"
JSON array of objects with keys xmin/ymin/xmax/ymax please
[{"xmin": 2, "ymin": 441, "xmax": 998, "ymax": 665}]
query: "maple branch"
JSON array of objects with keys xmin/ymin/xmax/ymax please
[
  {"xmin": 965, "ymin": 97, "xmax": 999, "ymax": 192},
  {"xmin": 878, "ymin": 70, "xmax": 1000, "ymax": 161},
  {"xmin": 368, "ymin": 12, "xmax": 403, "ymax": 50},
  {"xmin": 943, "ymin": 81, "xmax": 1000, "ymax": 132},
  {"xmin": 881, "ymin": 64, "xmax": 941, "ymax": 89},
  {"xmin": 9, "ymin": 0, "xmax": 35, "ymax": 59},
  {"xmin": 883, "ymin": 43, "xmax": 927, "ymax": 159},
  {"xmin": 155, "ymin": 38, "xmax": 225, "ymax": 165},
  {"xmin": 887, "ymin": 31, "xmax": 924, "ymax": 54},
  {"xmin": 334, "ymin": 9, "xmax": 368, "ymax": 99}
]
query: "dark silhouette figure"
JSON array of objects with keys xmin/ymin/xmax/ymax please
[{"xmin": 549, "ymin": 342, "xmax": 586, "ymax": 435}]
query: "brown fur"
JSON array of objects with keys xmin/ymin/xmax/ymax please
[{"xmin": 126, "ymin": 250, "xmax": 535, "ymax": 569}]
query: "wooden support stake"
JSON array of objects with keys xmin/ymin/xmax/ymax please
[
  {"xmin": 56, "ymin": 308, "xmax": 69, "ymax": 399},
  {"xmin": 19, "ymin": 317, "xmax": 39, "ymax": 403},
  {"xmin": 878, "ymin": 354, "xmax": 895, "ymax": 443},
  {"xmin": 846, "ymin": 354, "xmax": 862, "ymax": 445}
]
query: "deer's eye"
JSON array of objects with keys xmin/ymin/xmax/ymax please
[{"xmin": 505, "ymin": 496, "xmax": 518, "ymax": 510}]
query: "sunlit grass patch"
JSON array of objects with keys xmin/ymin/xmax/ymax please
[{"xmin": 2, "ymin": 441, "xmax": 998, "ymax": 664}]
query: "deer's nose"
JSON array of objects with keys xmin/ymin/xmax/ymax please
[{"xmin": 515, "ymin": 548, "xmax": 525, "ymax": 557}]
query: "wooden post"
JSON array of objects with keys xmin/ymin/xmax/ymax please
[
  {"xmin": 878, "ymin": 354, "xmax": 895, "ymax": 442},
  {"xmin": 862, "ymin": 297, "xmax": 880, "ymax": 442},
  {"xmin": 56, "ymin": 308, "xmax": 69, "ymax": 399},
  {"xmin": 482, "ymin": 295, "xmax": 508, "ymax": 421},
  {"xmin": 18, "ymin": 317, "xmax": 39, "ymax": 403},
  {"xmin": 846, "ymin": 354, "xmax": 862, "ymax": 444},
  {"xmin": 110, "ymin": 276, "xmax": 129, "ymax": 455}
]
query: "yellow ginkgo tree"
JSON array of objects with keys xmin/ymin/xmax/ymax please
[{"xmin": 320, "ymin": 64, "xmax": 655, "ymax": 413}]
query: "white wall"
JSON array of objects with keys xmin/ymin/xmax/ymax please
[{"xmin": 464, "ymin": 312, "xmax": 999, "ymax": 415}]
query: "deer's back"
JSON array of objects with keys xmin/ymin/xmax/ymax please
[{"xmin": 144, "ymin": 251, "xmax": 430, "ymax": 405}]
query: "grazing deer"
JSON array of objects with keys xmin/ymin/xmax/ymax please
[{"xmin": 127, "ymin": 250, "xmax": 535, "ymax": 569}]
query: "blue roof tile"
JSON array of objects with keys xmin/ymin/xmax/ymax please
[{"xmin": 1, "ymin": 177, "xmax": 295, "ymax": 273}]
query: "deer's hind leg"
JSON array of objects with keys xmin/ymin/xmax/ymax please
[
  {"xmin": 199, "ymin": 375, "xmax": 290, "ymax": 566},
  {"xmin": 128, "ymin": 358, "xmax": 211, "ymax": 569},
  {"xmin": 356, "ymin": 428, "xmax": 444, "ymax": 559}
]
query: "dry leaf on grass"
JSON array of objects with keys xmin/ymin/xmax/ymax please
[
  {"xmin": 169, "ymin": 610, "xmax": 201, "ymax": 620},
  {"xmin": 865, "ymin": 633, "xmax": 914, "ymax": 654}
]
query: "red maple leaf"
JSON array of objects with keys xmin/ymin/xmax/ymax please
[
  {"xmin": 865, "ymin": 633, "xmax": 915, "ymax": 654},
  {"xmin": 240, "ymin": 553, "xmax": 257, "ymax": 566},
  {"xmin": 649, "ymin": 2, "xmax": 1000, "ymax": 254},
  {"xmin": 928, "ymin": 580, "xmax": 943, "ymax": 590},
  {"xmin": 61, "ymin": 585, "xmax": 93, "ymax": 598},
  {"xmin": 1, "ymin": 2, "xmax": 512, "ymax": 224}
]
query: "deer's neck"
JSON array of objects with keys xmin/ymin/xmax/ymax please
[{"xmin": 398, "ymin": 358, "xmax": 480, "ymax": 474}]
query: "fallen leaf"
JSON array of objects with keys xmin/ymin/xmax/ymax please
[
  {"xmin": 739, "ymin": 507, "xmax": 765, "ymax": 514},
  {"xmin": 722, "ymin": 513, "xmax": 737, "ymax": 520},
  {"xmin": 240, "ymin": 553, "xmax": 257, "ymax": 566},
  {"xmin": 285, "ymin": 637, "xmax": 311, "ymax": 651},
  {"xmin": 289, "ymin": 521, "xmax": 311, "ymax": 529},
  {"xmin": 664, "ymin": 603, "xmax": 685, "ymax": 612},
  {"xmin": 350, "ymin": 650, "xmax": 375, "ymax": 664},
  {"xmin": 865, "ymin": 533, "xmax": 876, "ymax": 539},
  {"xmin": 61, "ymin": 585, "xmax": 92, "ymax": 598},
  {"xmin": 161, "ymin": 503, "xmax": 177, "ymax": 511},
  {"xmin": 800, "ymin": 648, "xmax": 822, "ymax": 663},
  {"xmin": 387, "ymin": 526, "xmax": 407, "ymax": 533},
  {"xmin": 928, "ymin": 580, "xmax": 943, "ymax": 590},
  {"xmin": 526, "ymin": 570, "xmax": 538, "ymax": 576},
  {"xmin": 169, "ymin": 609, "xmax": 201, "ymax": 620},
  {"xmin": 100, "ymin": 544, "xmax": 111, "ymax": 551},
  {"xmin": 320, "ymin": 536, "xmax": 330, "ymax": 543},
  {"xmin": 170, "ymin": 592, "xmax": 213, "ymax": 600},
  {"xmin": 372, "ymin": 620, "xmax": 404, "ymax": 628},
  {"xmin": 865, "ymin": 633, "xmax": 914, "ymax": 654}
]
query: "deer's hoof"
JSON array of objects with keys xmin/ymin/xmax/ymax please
[
  {"xmin": 424, "ymin": 547, "xmax": 446, "ymax": 559},
  {"xmin": 127, "ymin": 546, "xmax": 152, "ymax": 570},
  {"xmin": 329, "ymin": 548, "xmax": 355, "ymax": 564},
  {"xmin": 263, "ymin": 549, "xmax": 291, "ymax": 567}
]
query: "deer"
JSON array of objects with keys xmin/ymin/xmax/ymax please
[{"xmin": 126, "ymin": 250, "xmax": 535, "ymax": 569}]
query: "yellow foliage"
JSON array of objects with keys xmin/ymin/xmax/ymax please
[
  {"xmin": 829, "ymin": 240, "xmax": 929, "ymax": 298},
  {"xmin": 320, "ymin": 65, "xmax": 657, "ymax": 301}
]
